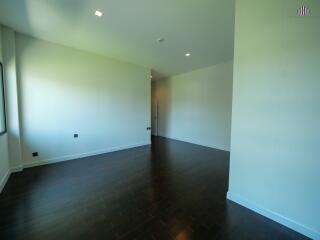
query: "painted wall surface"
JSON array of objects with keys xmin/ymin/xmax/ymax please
[
  {"xmin": 0, "ymin": 25, "xmax": 10, "ymax": 192},
  {"xmin": 0, "ymin": 29, "xmax": 5, "ymax": 133},
  {"xmin": 2, "ymin": 27, "xmax": 23, "ymax": 170},
  {"xmin": 16, "ymin": 34, "xmax": 151, "ymax": 165},
  {"xmin": 154, "ymin": 61, "xmax": 233, "ymax": 151},
  {"xmin": 228, "ymin": 0, "xmax": 320, "ymax": 238}
]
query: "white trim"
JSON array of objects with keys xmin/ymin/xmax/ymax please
[
  {"xmin": 157, "ymin": 135, "xmax": 230, "ymax": 152},
  {"xmin": 227, "ymin": 191, "xmax": 320, "ymax": 240},
  {"xmin": 23, "ymin": 141, "xmax": 151, "ymax": 169},
  {"xmin": 11, "ymin": 166, "xmax": 23, "ymax": 173},
  {"xmin": 0, "ymin": 169, "xmax": 10, "ymax": 193},
  {"xmin": 0, "ymin": 142, "xmax": 150, "ymax": 194}
]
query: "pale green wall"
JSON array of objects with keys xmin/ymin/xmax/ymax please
[
  {"xmin": 228, "ymin": 0, "xmax": 320, "ymax": 238},
  {"xmin": 16, "ymin": 34, "xmax": 151, "ymax": 166},
  {"xmin": 0, "ymin": 25, "xmax": 10, "ymax": 192},
  {"xmin": 154, "ymin": 61, "xmax": 233, "ymax": 151},
  {"xmin": 2, "ymin": 27, "xmax": 23, "ymax": 170}
]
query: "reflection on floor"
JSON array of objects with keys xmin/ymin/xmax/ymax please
[{"xmin": 0, "ymin": 136, "xmax": 309, "ymax": 239}]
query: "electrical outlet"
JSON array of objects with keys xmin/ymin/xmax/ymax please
[
  {"xmin": 146, "ymin": 127, "xmax": 151, "ymax": 130},
  {"xmin": 32, "ymin": 152, "xmax": 38, "ymax": 157},
  {"xmin": 74, "ymin": 134, "xmax": 79, "ymax": 138}
]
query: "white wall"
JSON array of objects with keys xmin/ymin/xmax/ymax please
[
  {"xmin": 228, "ymin": 0, "xmax": 320, "ymax": 239},
  {"xmin": 0, "ymin": 133, "xmax": 9, "ymax": 192},
  {"xmin": 15, "ymin": 34, "xmax": 151, "ymax": 166},
  {"xmin": 0, "ymin": 25, "xmax": 10, "ymax": 192},
  {"xmin": 2, "ymin": 27, "xmax": 23, "ymax": 170},
  {"xmin": 154, "ymin": 61, "xmax": 233, "ymax": 151}
]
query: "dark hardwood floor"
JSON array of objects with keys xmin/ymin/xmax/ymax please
[{"xmin": 0, "ymin": 137, "xmax": 308, "ymax": 240}]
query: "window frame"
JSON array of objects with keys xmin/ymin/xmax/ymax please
[{"xmin": 0, "ymin": 61, "xmax": 7, "ymax": 136}]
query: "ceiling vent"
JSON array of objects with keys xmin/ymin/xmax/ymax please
[{"xmin": 297, "ymin": 5, "xmax": 310, "ymax": 16}]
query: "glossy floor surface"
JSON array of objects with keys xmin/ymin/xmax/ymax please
[{"xmin": 0, "ymin": 137, "xmax": 308, "ymax": 240}]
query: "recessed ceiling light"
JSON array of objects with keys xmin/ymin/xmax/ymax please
[
  {"xmin": 185, "ymin": 52, "xmax": 191, "ymax": 57},
  {"xmin": 95, "ymin": 10, "xmax": 103, "ymax": 17},
  {"xmin": 157, "ymin": 38, "xmax": 165, "ymax": 43}
]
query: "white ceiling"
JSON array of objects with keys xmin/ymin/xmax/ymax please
[{"xmin": 0, "ymin": 0, "xmax": 235, "ymax": 77}]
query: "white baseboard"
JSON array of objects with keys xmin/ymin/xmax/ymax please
[
  {"xmin": 0, "ymin": 142, "xmax": 150, "ymax": 194},
  {"xmin": 11, "ymin": 166, "xmax": 23, "ymax": 173},
  {"xmin": 157, "ymin": 135, "xmax": 230, "ymax": 152},
  {"xmin": 23, "ymin": 141, "xmax": 151, "ymax": 169},
  {"xmin": 227, "ymin": 192, "xmax": 319, "ymax": 240},
  {"xmin": 0, "ymin": 169, "xmax": 10, "ymax": 193},
  {"xmin": 0, "ymin": 167, "xmax": 23, "ymax": 193}
]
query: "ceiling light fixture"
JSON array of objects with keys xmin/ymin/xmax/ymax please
[
  {"xmin": 157, "ymin": 38, "xmax": 165, "ymax": 43},
  {"xmin": 185, "ymin": 52, "xmax": 191, "ymax": 57},
  {"xmin": 297, "ymin": 5, "xmax": 310, "ymax": 16},
  {"xmin": 95, "ymin": 10, "xmax": 103, "ymax": 17}
]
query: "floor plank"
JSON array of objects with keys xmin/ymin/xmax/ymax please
[{"xmin": 0, "ymin": 137, "xmax": 309, "ymax": 240}]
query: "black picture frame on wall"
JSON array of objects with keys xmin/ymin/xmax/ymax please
[{"xmin": 0, "ymin": 62, "xmax": 7, "ymax": 136}]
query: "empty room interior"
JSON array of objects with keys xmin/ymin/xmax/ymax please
[{"xmin": 0, "ymin": 0, "xmax": 319, "ymax": 239}]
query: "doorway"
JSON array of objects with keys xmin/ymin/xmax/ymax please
[{"xmin": 151, "ymin": 81, "xmax": 158, "ymax": 136}]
